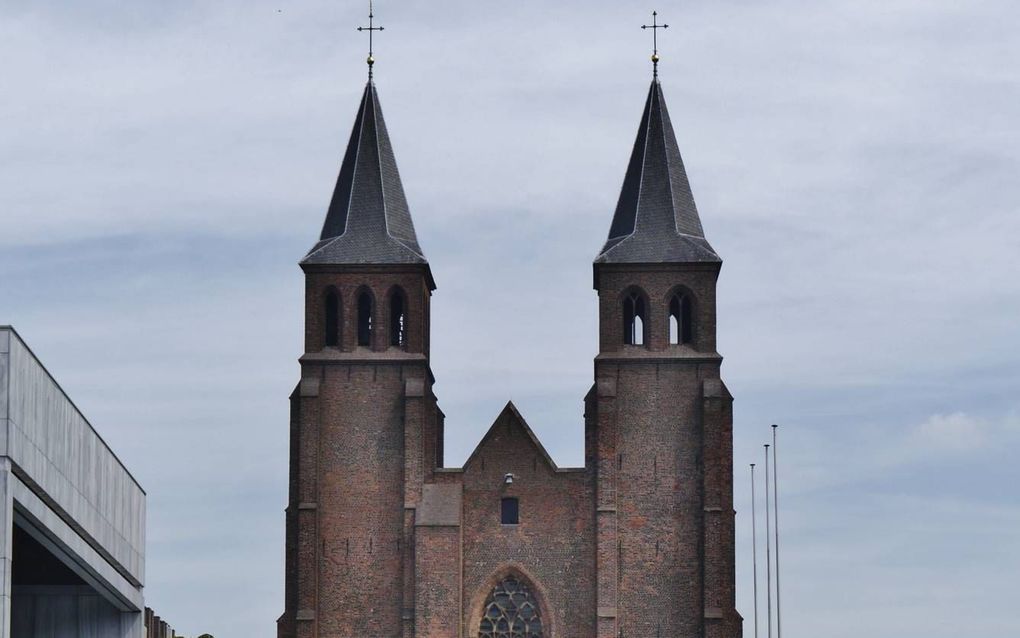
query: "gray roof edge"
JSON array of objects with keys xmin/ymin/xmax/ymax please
[
  {"xmin": 594, "ymin": 230, "xmax": 720, "ymax": 264},
  {"xmin": 603, "ymin": 80, "xmax": 656, "ymax": 244},
  {"xmin": 299, "ymin": 235, "xmax": 430, "ymax": 265},
  {"xmin": 298, "ymin": 257, "xmax": 437, "ymax": 291},
  {"xmin": 655, "ymin": 82, "xmax": 706, "ymax": 238},
  {"xmin": 319, "ymin": 82, "xmax": 372, "ymax": 241},
  {"xmin": 389, "ymin": 234, "xmax": 427, "ymax": 261},
  {"xmin": 339, "ymin": 80, "xmax": 371, "ymax": 238},
  {"xmin": 370, "ymin": 84, "xmax": 424, "ymax": 256},
  {"xmin": 0, "ymin": 326, "xmax": 146, "ymax": 494},
  {"xmin": 301, "ymin": 227, "xmax": 428, "ymax": 267}
]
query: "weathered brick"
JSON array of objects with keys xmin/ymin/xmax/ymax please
[{"xmin": 278, "ymin": 260, "xmax": 740, "ymax": 638}]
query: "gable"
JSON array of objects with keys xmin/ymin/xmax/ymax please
[{"xmin": 462, "ymin": 402, "xmax": 559, "ymax": 473}]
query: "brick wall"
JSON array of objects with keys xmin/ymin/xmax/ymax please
[
  {"xmin": 596, "ymin": 264, "xmax": 720, "ymax": 354},
  {"xmin": 144, "ymin": 607, "xmax": 177, "ymax": 638},
  {"xmin": 279, "ymin": 266, "xmax": 434, "ymax": 638},
  {"xmin": 592, "ymin": 262, "xmax": 740, "ymax": 638},
  {"xmin": 280, "ymin": 260, "xmax": 740, "ymax": 638},
  {"xmin": 302, "ymin": 267, "xmax": 432, "ymax": 356},
  {"xmin": 458, "ymin": 405, "xmax": 595, "ymax": 638}
]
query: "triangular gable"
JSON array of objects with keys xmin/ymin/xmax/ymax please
[{"xmin": 462, "ymin": 401, "xmax": 559, "ymax": 472}]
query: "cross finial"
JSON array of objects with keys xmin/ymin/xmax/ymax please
[
  {"xmin": 357, "ymin": 0, "xmax": 385, "ymax": 80},
  {"xmin": 641, "ymin": 10, "xmax": 669, "ymax": 79}
]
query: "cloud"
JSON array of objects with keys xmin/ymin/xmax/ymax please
[
  {"xmin": 911, "ymin": 412, "xmax": 987, "ymax": 453},
  {"xmin": 3, "ymin": 1, "xmax": 1020, "ymax": 637},
  {"xmin": 896, "ymin": 410, "xmax": 1020, "ymax": 466}
]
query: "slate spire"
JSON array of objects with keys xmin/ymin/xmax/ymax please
[
  {"xmin": 302, "ymin": 81, "xmax": 428, "ymax": 269},
  {"xmin": 595, "ymin": 79, "xmax": 719, "ymax": 264}
]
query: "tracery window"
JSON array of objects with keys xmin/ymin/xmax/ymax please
[
  {"xmin": 623, "ymin": 290, "xmax": 647, "ymax": 346},
  {"xmin": 669, "ymin": 292, "xmax": 693, "ymax": 345},
  {"xmin": 478, "ymin": 576, "xmax": 543, "ymax": 638}
]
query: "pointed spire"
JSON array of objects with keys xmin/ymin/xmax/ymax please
[
  {"xmin": 595, "ymin": 79, "xmax": 719, "ymax": 265},
  {"xmin": 302, "ymin": 81, "xmax": 430, "ymax": 272}
]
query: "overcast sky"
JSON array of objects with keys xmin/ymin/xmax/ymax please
[{"xmin": 2, "ymin": 1, "xmax": 1019, "ymax": 636}]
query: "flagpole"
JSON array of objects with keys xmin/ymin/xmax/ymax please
[
  {"xmin": 751, "ymin": 463, "xmax": 760, "ymax": 638},
  {"xmin": 772, "ymin": 425, "xmax": 782, "ymax": 638},
  {"xmin": 764, "ymin": 444, "xmax": 772, "ymax": 638}
]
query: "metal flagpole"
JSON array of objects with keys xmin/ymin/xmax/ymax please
[
  {"xmin": 764, "ymin": 444, "xmax": 772, "ymax": 638},
  {"xmin": 751, "ymin": 463, "xmax": 760, "ymax": 638},
  {"xmin": 772, "ymin": 425, "xmax": 782, "ymax": 638}
]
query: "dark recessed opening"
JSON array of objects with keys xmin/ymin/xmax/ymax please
[
  {"xmin": 501, "ymin": 497, "xmax": 519, "ymax": 525},
  {"xmin": 357, "ymin": 290, "xmax": 373, "ymax": 346},
  {"xmin": 325, "ymin": 289, "xmax": 340, "ymax": 347},
  {"xmin": 669, "ymin": 293, "xmax": 693, "ymax": 345},
  {"xmin": 12, "ymin": 523, "xmax": 84, "ymax": 586},
  {"xmin": 623, "ymin": 291, "xmax": 646, "ymax": 345},
  {"xmin": 389, "ymin": 290, "xmax": 406, "ymax": 348}
]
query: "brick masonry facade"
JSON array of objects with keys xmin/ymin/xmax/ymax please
[{"xmin": 277, "ymin": 258, "xmax": 742, "ymax": 638}]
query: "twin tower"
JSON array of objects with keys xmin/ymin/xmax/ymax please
[{"xmin": 278, "ymin": 69, "xmax": 741, "ymax": 638}]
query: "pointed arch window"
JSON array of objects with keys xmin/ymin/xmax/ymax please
[
  {"xmin": 478, "ymin": 576, "xmax": 543, "ymax": 638},
  {"xmin": 389, "ymin": 288, "xmax": 407, "ymax": 348},
  {"xmin": 623, "ymin": 290, "xmax": 647, "ymax": 346},
  {"xmin": 324, "ymin": 288, "xmax": 340, "ymax": 347},
  {"xmin": 669, "ymin": 293, "xmax": 694, "ymax": 345},
  {"xmin": 357, "ymin": 289, "xmax": 373, "ymax": 347}
]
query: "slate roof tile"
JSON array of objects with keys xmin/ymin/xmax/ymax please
[
  {"xmin": 595, "ymin": 79, "xmax": 721, "ymax": 265},
  {"xmin": 302, "ymin": 81, "xmax": 428, "ymax": 266}
]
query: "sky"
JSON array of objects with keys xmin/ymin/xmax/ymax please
[{"xmin": 1, "ymin": 0, "xmax": 1019, "ymax": 636}]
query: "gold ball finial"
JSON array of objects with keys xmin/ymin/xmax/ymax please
[
  {"xmin": 367, "ymin": 55, "xmax": 375, "ymax": 66},
  {"xmin": 651, "ymin": 53, "xmax": 660, "ymax": 63}
]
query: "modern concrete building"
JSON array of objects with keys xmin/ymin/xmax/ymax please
[{"xmin": 1, "ymin": 326, "xmax": 146, "ymax": 637}]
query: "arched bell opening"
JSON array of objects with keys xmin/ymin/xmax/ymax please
[
  {"xmin": 324, "ymin": 287, "xmax": 341, "ymax": 348},
  {"xmin": 622, "ymin": 287, "xmax": 650, "ymax": 347},
  {"xmin": 667, "ymin": 289, "xmax": 695, "ymax": 346},
  {"xmin": 355, "ymin": 287, "xmax": 375, "ymax": 348},
  {"xmin": 388, "ymin": 286, "xmax": 409, "ymax": 349}
]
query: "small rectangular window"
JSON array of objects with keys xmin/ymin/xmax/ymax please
[{"xmin": 500, "ymin": 497, "xmax": 519, "ymax": 525}]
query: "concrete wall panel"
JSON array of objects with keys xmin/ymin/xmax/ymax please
[
  {"xmin": 11, "ymin": 586, "xmax": 122, "ymax": 638},
  {"xmin": 0, "ymin": 328, "xmax": 144, "ymax": 586},
  {"xmin": 1, "ymin": 333, "xmax": 9, "ymax": 456},
  {"xmin": 11, "ymin": 475, "xmax": 142, "ymax": 612}
]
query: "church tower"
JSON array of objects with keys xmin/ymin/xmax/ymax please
[
  {"xmin": 588, "ymin": 74, "xmax": 742, "ymax": 637},
  {"xmin": 279, "ymin": 12, "xmax": 742, "ymax": 637},
  {"xmin": 277, "ymin": 75, "xmax": 440, "ymax": 638}
]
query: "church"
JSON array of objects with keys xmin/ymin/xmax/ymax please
[{"xmin": 276, "ymin": 30, "xmax": 741, "ymax": 638}]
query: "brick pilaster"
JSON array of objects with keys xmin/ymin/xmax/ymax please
[{"xmin": 595, "ymin": 373, "xmax": 619, "ymax": 638}]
